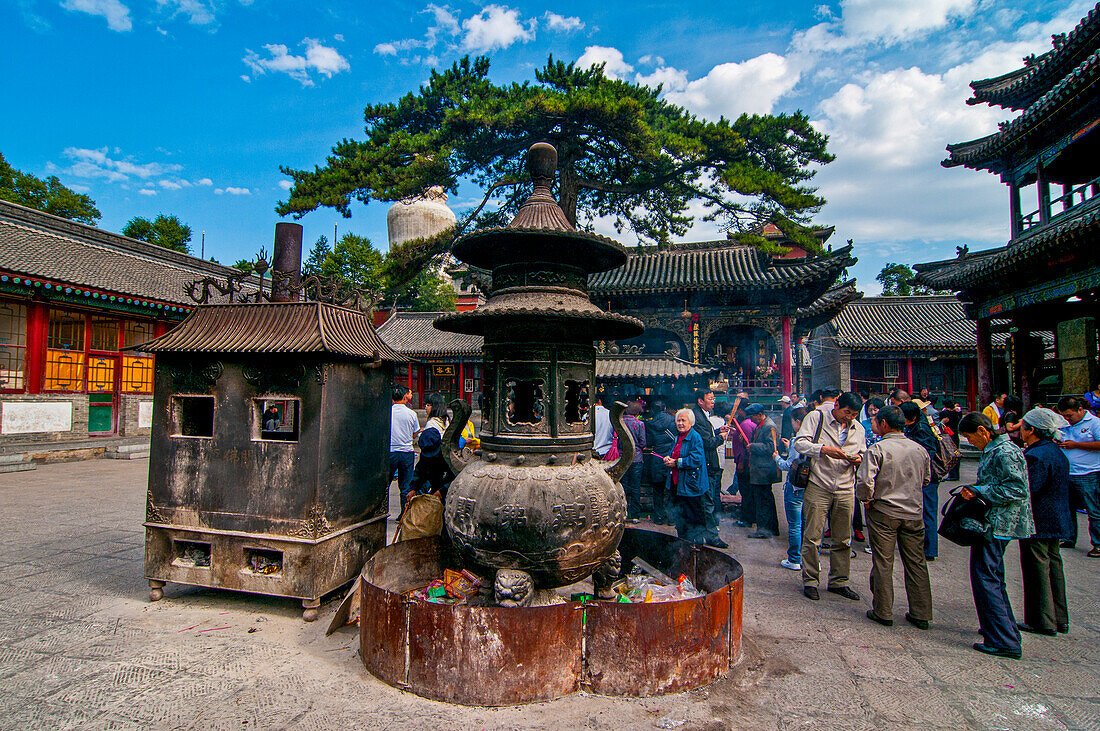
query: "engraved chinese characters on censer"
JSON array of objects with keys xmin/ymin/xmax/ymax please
[{"xmin": 436, "ymin": 142, "xmax": 644, "ymax": 604}]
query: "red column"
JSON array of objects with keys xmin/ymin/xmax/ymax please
[
  {"xmin": 906, "ymin": 356, "xmax": 914, "ymax": 394},
  {"xmin": 25, "ymin": 302, "xmax": 48, "ymax": 394},
  {"xmin": 976, "ymin": 318, "xmax": 993, "ymax": 409},
  {"xmin": 458, "ymin": 361, "xmax": 465, "ymax": 404},
  {"xmin": 781, "ymin": 316, "xmax": 793, "ymax": 394},
  {"xmin": 407, "ymin": 362, "xmax": 413, "ymax": 389}
]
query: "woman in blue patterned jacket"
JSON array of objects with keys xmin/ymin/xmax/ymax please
[{"xmin": 958, "ymin": 411, "xmax": 1035, "ymax": 659}]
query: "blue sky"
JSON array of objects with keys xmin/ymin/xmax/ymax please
[{"xmin": 3, "ymin": 0, "xmax": 1093, "ymax": 292}]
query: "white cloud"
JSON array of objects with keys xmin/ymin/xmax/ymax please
[
  {"xmin": 635, "ymin": 66, "xmax": 688, "ymax": 93},
  {"xmin": 138, "ymin": 188, "xmax": 157, "ymax": 196},
  {"xmin": 374, "ymin": 42, "xmax": 399, "ymax": 55},
  {"xmin": 577, "ymin": 46, "xmax": 633, "ymax": 79},
  {"xmin": 811, "ymin": 64, "xmax": 1007, "ymax": 245},
  {"xmin": 543, "ymin": 12, "xmax": 583, "ymax": 32},
  {"xmin": 333, "ymin": 33, "xmax": 344, "ymax": 42},
  {"xmin": 461, "ymin": 5, "xmax": 535, "ymax": 52},
  {"xmin": 196, "ymin": 177, "xmax": 213, "ymax": 186},
  {"xmin": 794, "ymin": 0, "xmax": 979, "ymax": 52},
  {"xmin": 157, "ymin": 179, "xmax": 182, "ymax": 189},
  {"xmin": 243, "ymin": 38, "xmax": 349, "ymax": 86},
  {"xmin": 278, "ymin": 179, "xmax": 293, "ymax": 191},
  {"xmin": 156, "ymin": 0, "xmax": 215, "ymax": 25},
  {"xmin": 59, "ymin": 147, "xmax": 182, "ymax": 182},
  {"xmin": 666, "ymin": 53, "xmax": 800, "ymax": 118},
  {"xmin": 215, "ymin": 187, "xmax": 251, "ymax": 195},
  {"xmin": 60, "ymin": 0, "xmax": 132, "ymax": 32},
  {"xmin": 240, "ymin": 74, "xmax": 251, "ymax": 82},
  {"xmin": 638, "ymin": 55, "xmax": 665, "ymax": 67}
]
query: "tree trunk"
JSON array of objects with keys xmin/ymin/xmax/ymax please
[{"xmin": 558, "ymin": 155, "xmax": 579, "ymax": 226}]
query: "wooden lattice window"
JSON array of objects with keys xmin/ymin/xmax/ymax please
[
  {"xmin": 121, "ymin": 355, "xmax": 154, "ymax": 393},
  {"xmin": 0, "ymin": 301, "xmax": 27, "ymax": 391},
  {"xmin": 123, "ymin": 321, "xmax": 155, "ymax": 351},
  {"xmin": 48, "ymin": 310, "xmax": 84, "ymax": 350},
  {"xmin": 90, "ymin": 317, "xmax": 119, "ymax": 352},
  {"xmin": 884, "ymin": 360, "xmax": 900, "ymax": 380},
  {"xmin": 87, "ymin": 355, "xmax": 115, "ymax": 393},
  {"xmin": 44, "ymin": 350, "xmax": 84, "ymax": 391}
]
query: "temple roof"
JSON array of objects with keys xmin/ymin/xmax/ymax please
[
  {"xmin": 378, "ymin": 311, "xmax": 483, "ymax": 358},
  {"xmin": 968, "ymin": 3, "xmax": 1100, "ymax": 110},
  {"xmin": 135, "ymin": 302, "xmax": 406, "ymax": 361},
  {"xmin": 944, "ymin": 47, "xmax": 1100, "ymax": 173},
  {"xmin": 596, "ymin": 355, "xmax": 721, "ymax": 382},
  {"xmin": 829, "ymin": 296, "xmax": 980, "ymax": 352},
  {"xmin": 914, "ymin": 202, "xmax": 1100, "ymax": 291},
  {"xmin": 589, "ymin": 241, "xmax": 855, "ymax": 302},
  {"xmin": 0, "ymin": 199, "xmax": 248, "ymax": 312},
  {"xmin": 794, "ymin": 280, "xmax": 863, "ymax": 333}
]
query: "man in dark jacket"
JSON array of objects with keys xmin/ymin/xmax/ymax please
[
  {"xmin": 900, "ymin": 401, "xmax": 941, "ymax": 561},
  {"xmin": 644, "ymin": 399, "xmax": 677, "ymax": 525},
  {"xmin": 745, "ymin": 404, "xmax": 781, "ymax": 538},
  {"xmin": 692, "ymin": 389, "xmax": 729, "ymax": 549},
  {"xmin": 1019, "ymin": 409, "xmax": 1073, "ymax": 635}
]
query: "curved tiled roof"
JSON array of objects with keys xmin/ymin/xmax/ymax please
[
  {"xmin": 794, "ymin": 280, "xmax": 863, "ymax": 333},
  {"xmin": 914, "ymin": 202, "xmax": 1100, "ymax": 291},
  {"xmin": 596, "ymin": 355, "xmax": 721, "ymax": 381},
  {"xmin": 831, "ymin": 296, "xmax": 978, "ymax": 352},
  {"xmin": 0, "ymin": 199, "xmax": 253, "ymax": 307},
  {"xmin": 377, "ymin": 311, "xmax": 483, "ymax": 357},
  {"xmin": 136, "ymin": 302, "xmax": 406, "ymax": 361},
  {"xmin": 945, "ymin": 48, "xmax": 1100, "ymax": 172},
  {"xmin": 968, "ymin": 3, "xmax": 1100, "ymax": 109},
  {"xmin": 589, "ymin": 243, "xmax": 855, "ymax": 298}
]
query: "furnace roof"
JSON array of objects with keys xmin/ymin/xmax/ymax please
[{"xmin": 134, "ymin": 302, "xmax": 406, "ymax": 361}]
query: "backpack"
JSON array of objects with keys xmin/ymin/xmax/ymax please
[{"xmin": 925, "ymin": 413, "xmax": 960, "ymax": 482}]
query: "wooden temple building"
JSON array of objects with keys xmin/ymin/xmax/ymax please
[
  {"xmin": 916, "ymin": 7, "xmax": 1100, "ymax": 406},
  {"xmin": 0, "ymin": 199, "xmax": 230, "ymax": 445},
  {"xmin": 810, "ymin": 295, "xmax": 1008, "ymax": 409},
  {"xmin": 588, "ymin": 226, "xmax": 860, "ymax": 397}
]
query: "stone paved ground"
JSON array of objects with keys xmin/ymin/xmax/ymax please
[{"xmin": 1, "ymin": 459, "xmax": 1098, "ymax": 730}]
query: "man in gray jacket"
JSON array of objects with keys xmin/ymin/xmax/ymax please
[
  {"xmin": 793, "ymin": 391, "xmax": 865, "ymax": 601},
  {"xmin": 857, "ymin": 405, "xmax": 933, "ymax": 629}
]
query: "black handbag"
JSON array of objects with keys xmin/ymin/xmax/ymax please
[
  {"xmin": 938, "ymin": 485, "xmax": 993, "ymax": 546},
  {"xmin": 926, "ymin": 413, "xmax": 961, "ymax": 481},
  {"xmin": 789, "ymin": 411, "xmax": 824, "ymax": 489}
]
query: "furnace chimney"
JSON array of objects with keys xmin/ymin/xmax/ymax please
[{"xmin": 271, "ymin": 222, "xmax": 303, "ymax": 302}]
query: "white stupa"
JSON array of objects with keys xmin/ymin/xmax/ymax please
[{"xmin": 386, "ymin": 186, "xmax": 457, "ymax": 247}]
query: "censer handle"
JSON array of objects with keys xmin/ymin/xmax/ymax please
[
  {"xmin": 603, "ymin": 401, "xmax": 635, "ymax": 483},
  {"xmin": 443, "ymin": 398, "xmax": 473, "ymax": 475}
]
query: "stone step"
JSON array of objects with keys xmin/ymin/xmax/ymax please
[
  {"xmin": 108, "ymin": 448, "xmax": 149, "ymax": 460},
  {"xmin": 114, "ymin": 443, "xmax": 151, "ymax": 454},
  {"xmin": 0, "ymin": 457, "xmax": 36, "ymax": 473}
]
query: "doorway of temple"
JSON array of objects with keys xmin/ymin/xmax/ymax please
[{"xmin": 706, "ymin": 326, "xmax": 780, "ymax": 392}]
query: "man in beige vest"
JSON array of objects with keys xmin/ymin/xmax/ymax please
[
  {"xmin": 857, "ymin": 405, "xmax": 933, "ymax": 629},
  {"xmin": 793, "ymin": 392, "xmax": 865, "ymax": 601}
]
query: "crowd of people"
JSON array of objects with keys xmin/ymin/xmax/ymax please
[{"xmin": 387, "ymin": 380, "xmax": 1100, "ymax": 660}]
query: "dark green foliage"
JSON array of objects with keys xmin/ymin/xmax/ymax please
[
  {"xmin": 876, "ymin": 263, "xmax": 936, "ymax": 296},
  {"xmin": 278, "ymin": 55, "xmax": 833, "ymax": 285},
  {"xmin": 231, "ymin": 259, "xmax": 254, "ymax": 273},
  {"xmin": 0, "ymin": 152, "xmax": 101, "ymax": 224},
  {"xmin": 122, "ymin": 214, "xmax": 192, "ymax": 254}
]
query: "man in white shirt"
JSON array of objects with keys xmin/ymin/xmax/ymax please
[
  {"xmin": 390, "ymin": 386, "xmax": 421, "ymax": 514},
  {"xmin": 1057, "ymin": 396, "xmax": 1100, "ymax": 557},
  {"xmin": 593, "ymin": 394, "xmax": 614, "ymax": 457}
]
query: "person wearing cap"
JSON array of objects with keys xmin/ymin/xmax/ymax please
[
  {"xmin": 778, "ymin": 395, "xmax": 795, "ymax": 442},
  {"xmin": 745, "ymin": 404, "xmax": 781, "ymax": 538},
  {"xmin": 1018, "ymin": 408, "xmax": 1073, "ymax": 635}
]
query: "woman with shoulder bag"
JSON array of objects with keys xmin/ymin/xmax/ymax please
[
  {"xmin": 776, "ymin": 408, "xmax": 809, "ymax": 569},
  {"xmin": 663, "ymin": 409, "xmax": 710, "ymax": 545},
  {"xmin": 957, "ymin": 411, "xmax": 1035, "ymax": 659}
]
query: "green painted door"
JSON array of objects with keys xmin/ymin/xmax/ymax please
[{"xmin": 88, "ymin": 393, "xmax": 113, "ymax": 433}]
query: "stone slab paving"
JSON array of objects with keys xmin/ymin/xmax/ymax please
[{"xmin": 0, "ymin": 459, "xmax": 1098, "ymax": 730}]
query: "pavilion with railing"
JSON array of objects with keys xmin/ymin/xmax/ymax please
[{"xmin": 916, "ymin": 5, "xmax": 1100, "ymax": 406}]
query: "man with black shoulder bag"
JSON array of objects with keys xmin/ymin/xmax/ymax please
[{"xmin": 792, "ymin": 392, "xmax": 866, "ymax": 601}]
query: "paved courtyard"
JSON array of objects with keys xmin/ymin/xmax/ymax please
[{"xmin": 0, "ymin": 458, "xmax": 1098, "ymax": 730}]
